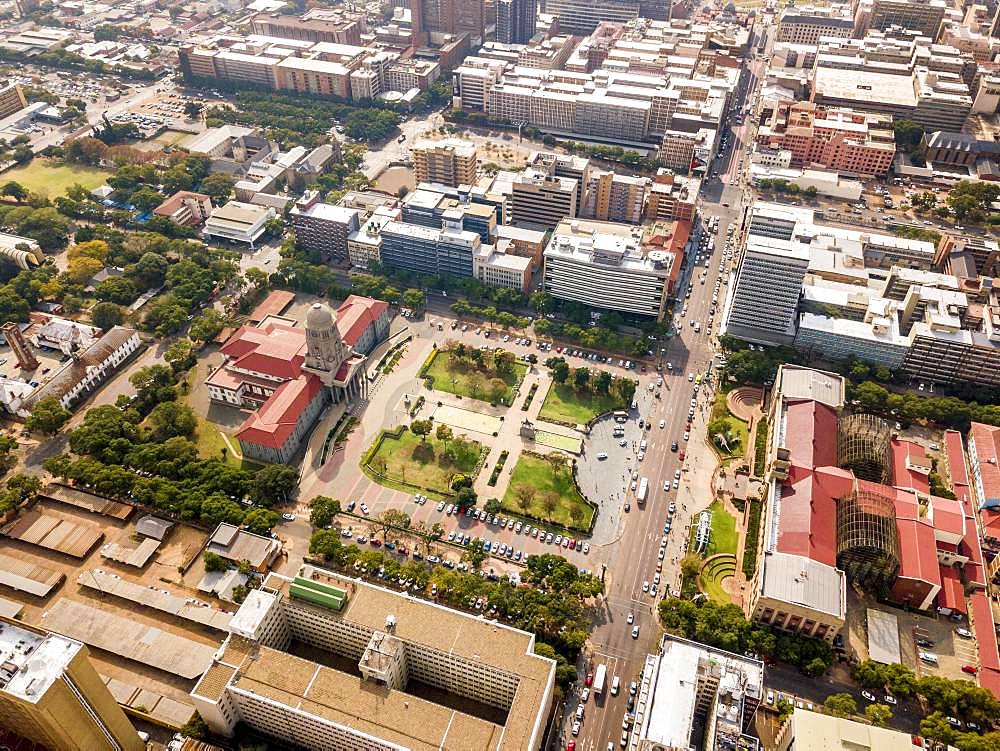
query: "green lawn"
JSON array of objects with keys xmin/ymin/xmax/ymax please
[
  {"xmin": 421, "ymin": 349, "xmax": 526, "ymax": 404},
  {"xmin": 700, "ymin": 555, "xmax": 737, "ymax": 604},
  {"xmin": 364, "ymin": 428, "xmax": 484, "ymax": 496},
  {"xmin": 3, "ymin": 160, "xmax": 110, "ymax": 197},
  {"xmin": 538, "ymin": 382, "xmax": 624, "ymax": 425},
  {"xmin": 709, "ymin": 391, "xmax": 749, "ymax": 457},
  {"xmin": 502, "ymin": 452, "xmax": 593, "ymax": 531},
  {"xmin": 705, "ymin": 501, "xmax": 738, "ymax": 556}
]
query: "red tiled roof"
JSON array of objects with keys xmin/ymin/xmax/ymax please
[
  {"xmin": 336, "ymin": 295, "xmax": 389, "ymax": 347},
  {"xmin": 236, "ymin": 374, "xmax": 323, "ymax": 450},
  {"xmin": 249, "ymin": 290, "xmax": 295, "ymax": 324},
  {"xmin": 220, "ymin": 322, "xmax": 306, "ymax": 382},
  {"xmin": 153, "ymin": 190, "xmax": 210, "ymax": 217},
  {"xmin": 929, "ymin": 496, "xmax": 965, "ymax": 541},
  {"xmin": 970, "ymin": 422, "xmax": 1000, "ymax": 504},
  {"xmin": 895, "ymin": 516, "xmax": 941, "ymax": 587},
  {"xmin": 971, "ymin": 591, "xmax": 1000, "ymax": 674},
  {"xmin": 937, "ymin": 565, "xmax": 966, "ymax": 613},
  {"xmin": 945, "ymin": 430, "xmax": 970, "ymax": 490},
  {"xmin": 890, "ymin": 438, "xmax": 930, "ymax": 494},
  {"xmin": 783, "ymin": 400, "xmax": 839, "ymax": 467},
  {"xmin": 776, "ymin": 464, "xmax": 839, "ymax": 567}
]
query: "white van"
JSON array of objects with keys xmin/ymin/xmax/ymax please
[
  {"xmin": 597, "ymin": 452, "xmax": 608, "ymax": 460},
  {"xmin": 611, "ymin": 676, "xmax": 621, "ymax": 696},
  {"xmin": 640, "ymin": 440, "xmax": 647, "ymax": 451},
  {"xmin": 919, "ymin": 651, "xmax": 939, "ymax": 665}
]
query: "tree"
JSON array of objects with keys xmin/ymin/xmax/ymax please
[
  {"xmin": 823, "ymin": 693, "xmax": 857, "ymax": 717},
  {"xmin": 376, "ymin": 509, "xmax": 410, "ymax": 537},
  {"xmin": 65, "ymin": 256, "xmax": 103, "ymax": 286},
  {"xmin": 401, "ymin": 288, "xmax": 426, "ymax": 310},
  {"xmin": 243, "ymin": 508, "xmax": 280, "ymax": 535},
  {"xmin": 455, "ymin": 486, "xmax": 477, "ymax": 508},
  {"xmin": 189, "ymin": 309, "xmax": 225, "ymax": 343},
  {"xmin": 551, "ymin": 360, "xmax": 570, "ymax": 384},
  {"xmin": 489, "ymin": 377, "xmax": 508, "ymax": 404},
  {"xmin": 435, "ymin": 424, "xmax": 452, "ymax": 445},
  {"xmin": 569, "ymin": 502, "xmax": 585, "ymax": 527},
  {"xmin": 411, "ymin": 419, "xmax": 433, "ymax": 442},
  {"xmin": 179, "ymin": 712, "xmax": 209, "ymax": 740},
  {"xmin": 129, "ymin": 186, "xmax": 164, "ymax": 213},
  {"xmin": 1, "ymin": 181, "xmax": 26, "ymax": 201},
  {"xmin": 514, "ymin": 482, "xmax": 535, "ymax": 513},
  {"xmin": 164, "ymin": 338, "xmax": 197, "ymax": 373},
  {"xmin": 574, "ymin": 367, "xmax": 590, "ymax": 390},
  {"xmin": 864, "ymin": 703, "xmax": 892, "ymax": 727},
  {"xmin": 249, "ymin": 464, "xmax": 298, "ymax": 506},
  {"xmin": 184, "ymin": 100, "xmax": 203, "ymax": 119},
  {"xmin": 26, "ymin": 396, "xmax": 70, "ymax": 435},
  {"xmin": 90, "ymin": 301, "xmax": 123, "ymax": 330},
  {"xmin": 468, "ymin": 374, "xmax": 484, "ymax": 400},
  {"xmin": 541, "ymin": 491, "xmax": 558, "ymax": 517},
  {"xmin": 203, "ymin": 551, "xmax": 228, "ymax": 572},
  {"xmin": 146, "ymin": 401, "xmax": 197, "ymax": 441},
  {"xmin": 199, "ymin": 173, "xmax": 235, "ymax": 205},
  {"xmin": 530, "ymin": 291, "xmax": 554, "ymax": 314},
  {"xmin": 919, "ymin": 712, "xmax": 956, "ymax": 745},
  {"xmin": 309, "ymin": 495, "xmax": 341, "ymax": 528},
  {"xmin": 463, "ymin": 538, "xmax": 488, "ymax": 568}
]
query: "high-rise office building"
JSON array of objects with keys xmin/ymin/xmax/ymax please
[
  {"xmin": 0, "ymin": 617, "xmax": 144, "ymax": 751},
  {"xmin": 510, "ymin": 168, "xmax": 579, "ymax": 230},
  {"xmin": 866, "ymin": 0, "xmax": 946, "ymax": 37},
  {"xmin": 723, "ymin": 204, "xmax": 811, "ymax": 346},
  {"xmin": 411, "ymin": 139, "xmax": 478, "ymax": 187},
  {"xmin": 497, "ymin": 0, "xmax": 538, "ymax": 44},
  {"xmin": 420, "ymin": 0, "xmax": 486, "ymax": 43},
  {"xmin": 540, "ymin": 0, "xmax": 669, "ymax": 35}
]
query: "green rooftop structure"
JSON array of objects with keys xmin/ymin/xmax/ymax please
[{"xmin": 289, "ymin": 576, "xmax": 348, "ymax": 611}]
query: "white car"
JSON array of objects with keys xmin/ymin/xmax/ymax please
[
  {"xmin": 631, "ymin": 626, "xmax": 640, "ymax": 639},
  {"xmin": 642, "ymin": 581, "xmax": 649, "ymax": 593},
  {"xmin": 582, "ymin": 542, "xmax": 590, "ymax": 554},
  {"xmin": 659, "ymin": 419, "xmax": 666, "ymax": 429},
  {"xmin": 572, "ymin": 721, "xmax": 581, "ymax": 737},
  {"xmin": 360, "ymin": 503, "xmax": 370, "ymax": 515},
  {"xmin": 437, "ymin": 502, "xmax": 445, "ymax": 512},
  {"xmin": 627, "ymin": 612, "xmax": 634, "ymax": 624}
]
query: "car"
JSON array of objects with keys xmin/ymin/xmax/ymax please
[
  {"xmin": 546, "ymin": 532, "xmax": 554, "ymax": 543},
  {"xmin": 883, "ymin": 694, "xmax": 897, "ymax": 705},
  {"xmin": 916, "ymin": 638, "xmax": 935, "ymax": 648},
  {"xmin": 561, "ymin": 537, "xmax": 569, "ymax": 548},
  {"xmin": 672, "ymin": 478, "xmax": 679, "ymax": 489},
  {"xmin": 683, "ymin": 432, "xmax": 690, "ymax": 441},
  {"xmin": 962, "ymin": 665, "xmax": 979, "ymax": 675},
  {"xmin": 766, "ymin": 690, "xmax": 774, "ymax": 705},
  {"xmin": 642, "ymin": 581, "xmax": 649, "ymax": 593},
  {"xmin": 627, "ymin": 612, "xmax": 634, "ymax": 624},
  {"xmin": 688, "ymin": 373, "xmax": 694, "ymax": 382},
  {"xmin": 437, "ymin": 502, "xmax": 445, "ymax": 512},
  {"xmin": 668, "ymin": 502, "xmax": 676, "ymax": 514},
  {"xmin": 631, "ymin": 625, "xmax": 640, "ymax": 638},
  {"xmin": 966, "ymin": 721, "xmax": 982, "ymax": 732},
  {"xmin": 533, "ymin": 528, "xmax": 539, "ymax": 538},
  {"xmin": 674, "ymin": 469, "xmax": 681, "ymax": 480},
  {"xmin": 346, "ymin": 501, "xmax": 356, "ymax": 512},
  {"xmin": 955, "ymin": 627, "xmax": 973, "ymax": 638},
  {"xmin": 946, "ymin": 716, "xmax": 963, "ymax": 730},
  {"xmin": 585, "ymin": 672, "xmax": 594, "ymax": 686},
  {"xmin": 629, "ymin": 681, "xmax": 638, "ymax": 696},
  {"xmin": 360, "ymin": 503, "xmax": 370, "ymax": 515},
  {"xmin": 571, "ymin": 721, "xmax": 581, "ymax": 736},
  {"xmin": 566, "ymin": 742, "xmax": 576, "ymax": 751},
  {"xmin": 281, "ymin": 513, "xmax": 295, "ymax": 522},
  {"xmin": 659, "ymin": 419, "xmax": 666, "ymax": 428},
  {"xmin": 580, "ymin": 687, "xmax": 590, "ymax": 703},
  {"xmin": 861, "ymin": 691, "xmax": 875, "ymax": 702},
  {"xmin": 671, "ymin": 441, "xmax": 678, "ymax": 452}
]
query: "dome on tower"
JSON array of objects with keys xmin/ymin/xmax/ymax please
[{"xmin": 306, "ymin": 302, "xmax": 334, "ymax": 330}]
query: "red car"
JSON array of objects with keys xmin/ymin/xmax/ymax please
[
  {"xmin": 568, "ymin": 539, "xmax": 576, "ymax": 550},
  {"xmin": 566, "ymin": 742, "xmax": 576, "ymax": 751},
  {"xmin": 962, "ymin": 665, "xmax": 979, "ymax": 675},
  {"xmin": 585, "ymin": 672, "xmax": 593, "ymax": 686},
  {"xmin": 370, "ymin": 538, "xmax": 382, "ymax": 547},
  {"xmin": 679, "ymin": 451, "xmax": 686, "ymax": 461}
]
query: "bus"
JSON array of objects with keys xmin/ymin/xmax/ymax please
[
  {"xmin": 636, "ymin": 477, "xmax": 649, "ymax": 503},
  {"xmin": 593, "ymin": 663, "xmax": 607, "ymax": 696}
]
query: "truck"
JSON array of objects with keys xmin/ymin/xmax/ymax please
[
  {"xmin": 593, "ymin": 663, "xmax": 607, "ymax": 696},
  {"xmin": 636, "ymin": 477, "xmax": 649, "ymax": 504}
]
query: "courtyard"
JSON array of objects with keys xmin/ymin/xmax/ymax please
[
  {"xmin": 362, "ymin": 426, "xmax": 485, "ymax": 498},
  {"xmin": 501, "ymin": 452, "xmax": 594, "ymax": 531}
]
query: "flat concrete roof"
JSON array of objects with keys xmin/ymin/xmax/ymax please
[{"xmin": 866, "ymin": 608, "xmax": 901, "ymax": 664}]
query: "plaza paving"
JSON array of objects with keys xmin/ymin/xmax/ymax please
[{"xmin": 431, "ymin": 404, "xmax": 502, "ymax": 436}]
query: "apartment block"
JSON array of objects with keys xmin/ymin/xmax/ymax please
[
  {"xmin": 777, "ymin": 709, "xmax": 942, "ymax": 751},
  {"xmin": 190, "ymin": 565, "xmax": 555, "ymax": 750},
  {"xmin": 0, "ymin": 617, "xmax": 144, "ymax": 751},
  {"xmin": 776, "ymin": 9, "xmax": 854, "ymax": 45},
  {"xmin": 510, "ymin": 169, "xmax": 579, "ymax": 230},
  {"xmin": 474, "ymin": 239, "xmax": 533, "ymax": 290},
  {"xmin": 291, "ymin": 191, "xmax": 361, "ymax": 261},
  {"xmin": 250, "ymin": 10, "xmax": 363, "ymax": 45},
  {"xmin": 756, "ymin": 101, "xmax": 896, "ymax": 177},
  {"xmin": 543, "ymin": 217, "xmax": 671, "ymax": 320},
  {"xmin": 582, "ymin": 170, "xmax": 648, "ymax": 224},
  {"xmin": 453, "ymin": 57, "xmax": 507, "ymax": 110},
  {"xmin": 411, "ymin": 139, "xmax": 478, "ymax": 187},
  {"xmin": 380, "ymin": 217, "xmax": 481, "ymax": 277},
  {"xmin": 644, "ymin": 171, "xmax": 698, "ymax": 223},
  {"xmin": 540, "ymin": 0, "xmax": 644, "ymax": 35},
  {"xmin": 347, "ymin": 206, "xmax": 401, "ymax": 270},
  {"xmin": 0, "ymin": 83, "xmax": 27, "ymax": 119}
]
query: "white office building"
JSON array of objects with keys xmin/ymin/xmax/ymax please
[{"xmin": 543, "ymin": 218, "xmax": 671, "ymax": 320}]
